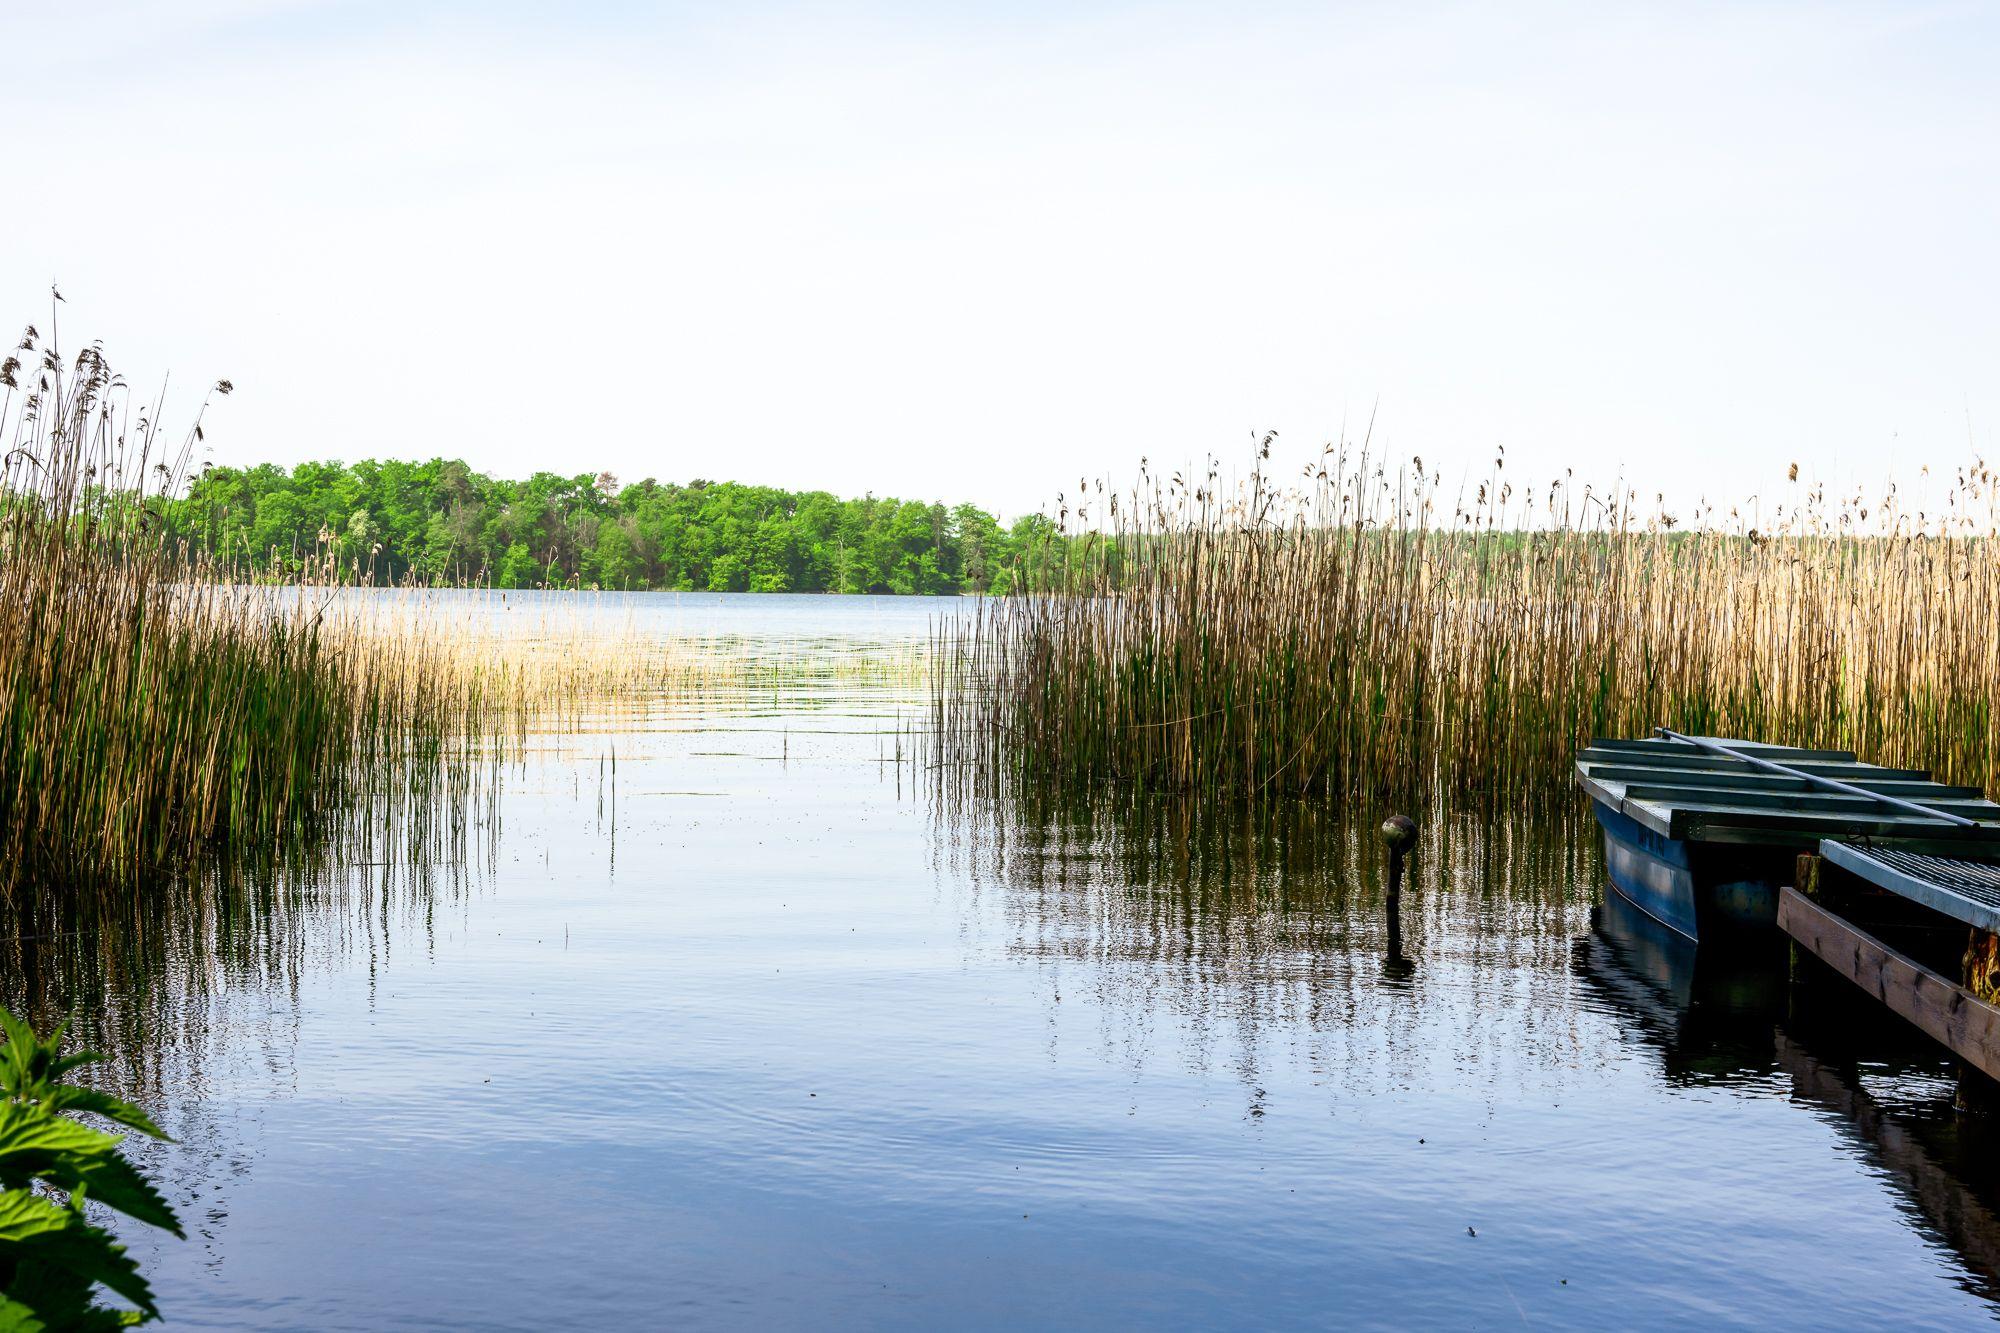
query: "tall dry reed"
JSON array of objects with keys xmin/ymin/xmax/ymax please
[
  {"xmin": 0, "ymin": 319, "xmax": 497, "ymax": 898},
  {"xmin": 933, "ymin": 442, "xmax": 2000, "ymax": 808}
]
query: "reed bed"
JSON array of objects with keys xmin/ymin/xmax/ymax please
[
  {"xmin": 0, "ymin": 323, "xmax": 509, "ymax": 900},
  {"xmin": 933, "ymin": 444, "xmax": 2000, "ymax": 809}
]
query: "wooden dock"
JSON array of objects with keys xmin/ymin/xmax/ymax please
[{"xmin": 1784, "ymin": 841, "xmax": 2000, "ymax": 1084}]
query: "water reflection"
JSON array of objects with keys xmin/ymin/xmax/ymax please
[
  {"xmin": 0, "ymin": 824, "xmax": 493, "ymax": 1281},
  {"xmin": 940, "ymin": 774, "xmax": 2000, "ymax": 1315},
  {"xmin": 1578, "ymin": 882, "xmax": 2000, "ymax": 1301},
  {"xmin": 937, "ymin": 786, "xmax": 1626, "ymax": 1106},
  {"xmin": 1573, "ymin": 888, "xmax": 1787, "ymax": 1087},
  {"xmin": 0, "ymin": 807, "xmax": 492, "ymax": 1098}
]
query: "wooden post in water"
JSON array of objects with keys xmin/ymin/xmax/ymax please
[
  {"xmin": 1795, "ymin": 852, "xmax": 1822, "ymax": 902},
  {"xmin": 1789, "ymin": 852, "xmax": 1822, "ymax": 995},
  {"xmin": 1961, "ymin": 928, "xmax": 2000, "ymax": 1115},
  {"xmin": 1379, "ymin": 814, "xmax": 1417, "ymax": 977}
]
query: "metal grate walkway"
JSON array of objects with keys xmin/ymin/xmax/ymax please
[{"xmin": 1821, "ymin": 840, "xmax": 2000, "ymax": 933}]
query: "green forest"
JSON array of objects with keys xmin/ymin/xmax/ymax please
[{"xmin": 162, "ymin": 459, "xmax": 1065, "ymax": 593}]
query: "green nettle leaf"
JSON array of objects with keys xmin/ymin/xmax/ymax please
[
  {"xmin": 0, "ymin": 1191, "xmax": 75, "ymax": 1245},
  {"xmin": 39, "ymin": 1093, "xmax": 165, "ymax": 1144},
  {"xmin": 0, "ymin": 1008, "xmax": 180, "ymax": 1327},
  {"xmin": 0, "ymin": 1294, "xmax": 52, "ymax": 1332},
  {"xmin": 0, "ymin": 1104, "xmax": 123, "ymax": 1166}
]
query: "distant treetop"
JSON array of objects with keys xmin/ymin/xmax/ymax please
[{"xmin": 163, "ymin": 459, "xmax": 1061, "ymax": 593}]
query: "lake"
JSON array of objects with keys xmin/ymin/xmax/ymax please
[{"xmin": 14, "ymin": 592, "xmax": 2000, "ymax": 1329}]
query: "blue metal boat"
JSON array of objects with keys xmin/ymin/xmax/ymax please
[{"xmin": 1575, "ymin": 733, "xmax": 2000, "ymax": 942}]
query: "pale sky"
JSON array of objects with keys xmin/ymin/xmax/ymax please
[{"xmin": 6, "ymin": 1, "xmax": 1996, "ymax": 518}]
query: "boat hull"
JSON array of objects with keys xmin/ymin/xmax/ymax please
[{"xmin": 1591, "ymin": 801, "xmax": 1787, "ymax": 941}]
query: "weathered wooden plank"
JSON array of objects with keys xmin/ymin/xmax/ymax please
[
  {"xmin": 1575, "ymin": 733, "xmax": 2000, "ymax": 857},
  {"xmin": 1778, "ymin": 885, "xmax": 2000, "ymax": 1082},
  {"xmin": 1573, "ymin": 772, "xmax": 1677, "ymax": 838},
  {"xmin": 1580, "ymin": 745, "xmax": 1855, "ymax": 766},
  {"xmin": 1579, "ymin": 776, "xmax": 2000, "ymax": 852},
  {"xmin": 1696, "ymin": 824, "xmax": 2000, "ymax": 858}
]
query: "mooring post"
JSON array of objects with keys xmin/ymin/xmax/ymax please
[
  {"xmin": 1379, "ymin": 814, "xmax": 1417, "ymax": 974},
  {"xmin": 1789, "ymin": 852, "xmax": 1820, "ymax": 994},
  {"xmin": 1960, "ymin": 926, "xmax": 2000, "ymax": 1116}
]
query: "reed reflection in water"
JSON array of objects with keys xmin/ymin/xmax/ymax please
[
  {"xmin": 935, "ymin": 790, "xmax": 1609, "ymax": 1101},
  {"xmin": 934, "ymin": 774, "xmax": 2000, "ymax": 1321}
]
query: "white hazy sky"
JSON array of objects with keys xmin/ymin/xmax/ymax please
[{"xmin": 5, "ymin": 1, "xmax": 1996, "ymax": 518}]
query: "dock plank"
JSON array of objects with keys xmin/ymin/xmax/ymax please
[{"xmin": 1778, "ymin": 884, "xmax": 2000, "ymax": 1082}]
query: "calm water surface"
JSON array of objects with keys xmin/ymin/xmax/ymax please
[{"xmin": 14, "ymin": 592, "xmax": 2000, "ymax": 1328}]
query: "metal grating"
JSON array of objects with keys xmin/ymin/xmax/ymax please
[
  {"xmin": 1822, "ymin": 840, "xmax": 2000, "ymax": 932},
  {"xmin": 1862, "ymin": 847, "xmax": 2000, "ymax": 912}
]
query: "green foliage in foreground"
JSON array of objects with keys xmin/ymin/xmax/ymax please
[
  {"xmin": 0, "ymin": 1011, "xmax": 180, "ymax": 1330},
  {"xmin": 165, "ymin": 459, "xmax": 1068, "ymax": 593}
]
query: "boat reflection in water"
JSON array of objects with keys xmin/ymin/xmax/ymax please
[
  {"xmin": 1578, "ymin": 884, "xmax": 2000, "ymax": 1300},
  {"xmin": 1575, "ymin": 887, "xmax": 1788, "ymax": 1086}
]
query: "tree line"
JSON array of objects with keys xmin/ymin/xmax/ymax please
[{"xmin": 162, "ymin": 459, "xmax": 1071, "ymax": 593}]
